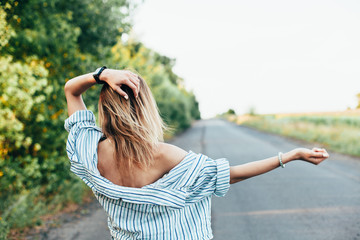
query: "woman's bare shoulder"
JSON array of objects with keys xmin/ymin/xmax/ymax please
[{"xmin": 155, "ymin": 143, "xmax": 188, "ymax": 172}]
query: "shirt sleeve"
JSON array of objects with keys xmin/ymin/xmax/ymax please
[
  {"xmin": 64, "ymin": 110, "xmax": 103, "ymax": 172},
  {"xmin": 184, "ymin": 154, "xmax": 230, "ymax": 204}
]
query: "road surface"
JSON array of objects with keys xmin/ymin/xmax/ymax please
[{"xmin": 46, "ymin": 119, "xmax": 360, "ymax": 240}]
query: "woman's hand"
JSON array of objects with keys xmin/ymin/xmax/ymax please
[
  {"xmin": 229, "ymin": 147, "xmax": 330, "ymax": 184},
  {"xmin": 295, "ymin": 147, "xmax": 329, "ymax": 165},
  {"xmin": 101, "ymin": 69, "xmax": 140, "ymax": 99}
]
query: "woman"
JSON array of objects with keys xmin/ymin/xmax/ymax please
[{"xmin": 64, "ymin": 67, "xmax": 329, "ymax": 240}]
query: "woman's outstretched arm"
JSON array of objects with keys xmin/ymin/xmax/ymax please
[
  {"xmin": 64, "ymin": 69, "xmax": 140, "ymax": 116},
  {"xmin": 229, "ymin": 148, "xmax": 329, "ymax": 184}
]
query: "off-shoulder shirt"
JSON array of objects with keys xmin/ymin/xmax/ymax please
[{"xmin": 64, "ymin": 110, "xmax": 230, "ymax": 240}]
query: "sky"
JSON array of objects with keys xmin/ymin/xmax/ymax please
[{"xmin": 132, "ymin": 0, "xmax": 360, "ymax": 118}]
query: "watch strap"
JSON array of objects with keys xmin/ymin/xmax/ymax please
[{"xmin": 93, "ymin": 66, "xmax": 107, "ymax": 84}]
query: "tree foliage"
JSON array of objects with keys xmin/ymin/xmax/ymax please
[
  {"xmin": 109, "ymin": 40, "xmax": 200, "ymax": 129},
  {"xmin": 0, "ymin": 0, "xmax": 200, "ymax": 236},
  {"xmin": 226, "ymin": 109, "xmax": 236, "ymax": 115}
]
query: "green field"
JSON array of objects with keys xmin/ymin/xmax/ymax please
[{"xmin": 228, "ymin": 110, "xmax": 360, "ymax": 157}]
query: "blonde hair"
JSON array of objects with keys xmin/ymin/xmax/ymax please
[{"xmin": 98, "ymin": 76, "xmax": 165, "ymax": 170}]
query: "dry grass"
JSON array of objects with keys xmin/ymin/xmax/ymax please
[{"xmin": 230, "ymin": 109, "xmax": 360, "ymax": 157}]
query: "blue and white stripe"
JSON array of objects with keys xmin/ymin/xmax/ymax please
[{"xmin": 65, "ymin": 110, "xmax": 230, "ymax": 240}]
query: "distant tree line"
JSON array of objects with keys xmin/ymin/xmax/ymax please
[{"xmin": 0, "ymin": 0, "xmax": 200, "ymax": 236}]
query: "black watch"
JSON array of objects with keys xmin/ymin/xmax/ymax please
[{"xmin": 93, "ymin": 66, "xmax": 107, "ymax": 84}]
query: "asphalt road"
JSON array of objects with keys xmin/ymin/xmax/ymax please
[{"xmin": 47, "ymin": 119, "xmax": 360, "ymax": 240}]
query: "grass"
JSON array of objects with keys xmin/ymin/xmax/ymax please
[
  {"xmin": 227, "ymin": 109, "xmax": 360, "ymax": 157},
  {"xmin": 1, "ymin": 180, "xmax": 92, "ymax": 240}
]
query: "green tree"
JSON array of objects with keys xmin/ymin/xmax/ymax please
[
  {"xmin": 0, "ymin": 0, "xmax": 134, "ymax": 201},
  {"xmin": 0, "ymin": 0, "xmax": 201, "ymax": 235},
  {"xmin": 226, "ymin": 109, "xmax": 236, "ymax": 115},
  {"xmin": 110, "ymin": 40, "xmax": 201, "ymax": 130},
  {"xmin": 0, "ymin": 6, "xmax": 49, "ymax": 234},
  {"xmin": 0, "ymin": 0, "xmax": 134, "ymax": 233}
]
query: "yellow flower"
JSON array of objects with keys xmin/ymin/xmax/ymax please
[
  {"xmin": 0, "ymin": 171, "xmax": 3, "ymax": 177},
  {"xmin": 51, "ymin": 110, "xmax": 63, "ymax": 120},
  {"xmin": 34, "ymin": 143, "xmax": 41, "ymax": 152}
]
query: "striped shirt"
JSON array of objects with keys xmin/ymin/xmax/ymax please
[{"xmin": 64, "ymin": 110, "xmax": 230, "ymax": 240}]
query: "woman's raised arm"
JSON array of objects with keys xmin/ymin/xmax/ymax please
[
  {"xmin": 64, "ymin": 69, "xmax": 140, "ymax": 116},
  {"xmin": 229, "ymin": 148, "xmax": 329, "ymax": 184}
]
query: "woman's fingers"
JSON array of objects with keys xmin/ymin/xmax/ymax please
[
  {"xmin": 323, "ymin": 149, "xmax": 329, "ymax": 157},
  {"xmin": 113, "ymin": 86, "xmax": 128, "ymax": 99},
  {"xmin": 106, "ymin": 70, "xmax": 141, "ymax": 98},
  {"xmin": 313, "ymin": 147, "xmax": 324, "ymax": 152},
  {"xmin": 312, "ymin": 148, "xmax": 329, "ymax": 157},
  {"xmin": 308, "ymin": 149, "xmax": 329, "ymax": 165},
  {"xmin": 116, "ymin": 80, "xmax": 138, "ymax": 99},
  {"xmin": 125, "ymin": 71, "xmax": 140, "ymax": 97},
  {"xmin": 315, "ymin": 152, "xmax": 328, "ymax": 158},
  {"xmin": 312, "ymin": 151, "xmax": 329, "ymax": 158},
  {"xmin": 127, "ymin": 70, "xmax": 138, "ymax": 79},
  {"xmin": 129, "ymin": 77, "xmax": 140, "ymax": 96},
  {"xmin": 111, "ymin": 71, "xmax": 139, "ymax": 98},
  {"xmin": 297, "ymin": 147, "xmax": 329, "ymax": 165},
  {"xmin": 125, "ymin": 78, "xmax": 139, "ymax": 98},
  {"xmin": 126, "ymin": 71, "xmax": 140, "ymax": 83}
]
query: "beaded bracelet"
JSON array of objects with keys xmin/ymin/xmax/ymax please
[{"xmin": 278, "ymin": 152, "xmax": 285, "ymax": 168}]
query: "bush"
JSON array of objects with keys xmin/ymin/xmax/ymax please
[{"xmin": 0, "ymin": 2, "xmax": 201, "ymax": 237}]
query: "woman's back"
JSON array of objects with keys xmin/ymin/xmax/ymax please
[
  {"xmin": 97, "ymin": 141, "xmax": 188, "ymax": 188},
  {"xmin": 64, "ymin": 68, "xmax": 329, "ymax": 239},
  {"xmin": 64, "ymin": 109, "xmax": 230, "ymax": 239}
]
